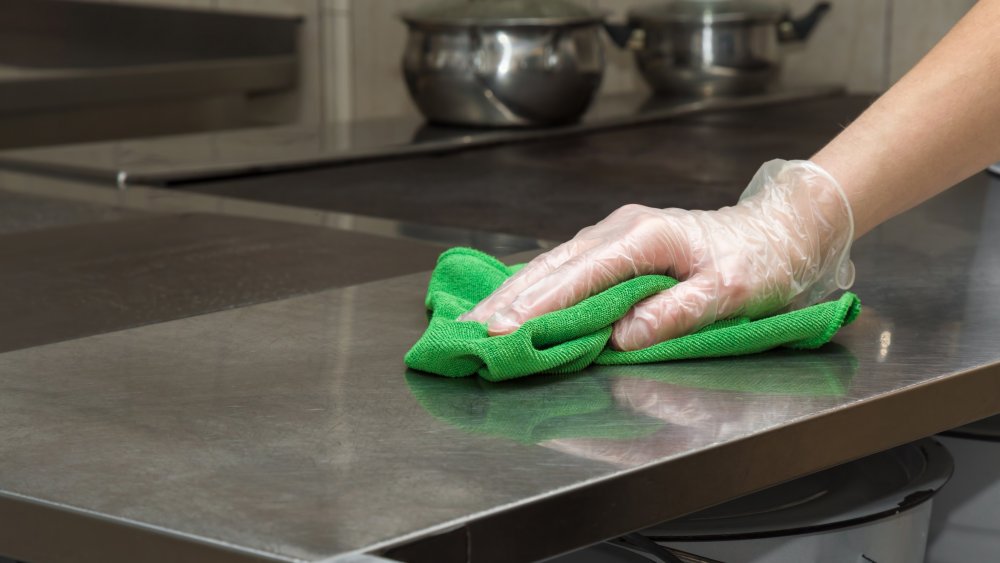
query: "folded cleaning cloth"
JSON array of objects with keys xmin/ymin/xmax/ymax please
[{"xmin": 404, "ymin": 248, "xmax": 861, "ymax": 382}]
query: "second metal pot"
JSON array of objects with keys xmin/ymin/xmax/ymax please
[{"xmin": 608, "ymin": 1, "xmax": 831, "ymax": 97}]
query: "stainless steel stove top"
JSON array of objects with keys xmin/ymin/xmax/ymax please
[{"xmin": 0, "ymin": 85, "xmax": 841, "ymax": 187}]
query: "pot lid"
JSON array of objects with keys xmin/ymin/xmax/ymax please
[
  {"xmin": 400, "ymin": 0, "xmax": 604, "ymax": 27},
  {"xmin": 630, "ymin": 0, "xmax": 786, "ymax": 25}
]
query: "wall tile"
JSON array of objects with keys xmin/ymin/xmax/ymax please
[
  {"xmin": 888, "ymin": 0, "xmax": 976, "ymax": 84},
  {"xmin": 347, "ymin": 0, "xmax": 432, "ymax": 120},
  {"xmin": 237, "ymin": 0, "xmax": 325, "ymax": 125},
  {"xmin": 780, "ymin": 0, "xmax": 888, "ymax": 93},
  {"xmin": 213, "ymin": 0, "xmax": 308, "ymax": 16}
]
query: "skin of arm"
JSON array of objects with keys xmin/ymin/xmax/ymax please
[{"xmin": 813, "ymin": 0, "xmax": 1000, "ymax": 237}]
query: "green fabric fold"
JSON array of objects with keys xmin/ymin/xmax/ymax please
[{"xmin": 404, "ymin": 248, "xmax": 861, "ymax": 382}]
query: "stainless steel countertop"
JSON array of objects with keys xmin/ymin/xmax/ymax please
[
  {"xmin": 0, "ymin": 211, "xmax": 452, "ymax": 354},
  {"xmin": 1, "ymin": 172, "xmax": 999, "ymax": 563},
  {"xmin": 0, "ymin": 177, "xmax": 541, "ymax": 355},
  {"xmin": 0, "ymin": 187, "xmax": 144, "ymax": 235},
  {"xmin": 0, "ymin": 170, "xmax": 550, "ymax": 255}
]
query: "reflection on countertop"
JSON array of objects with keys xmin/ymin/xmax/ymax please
[{"xmin": 407, "ymin": 346, "xmax": 858, "ymax": 466}]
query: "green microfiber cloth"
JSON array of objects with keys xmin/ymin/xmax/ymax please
[{"xmin": 404, "ymin": 248, "xmax": 861, "ymax": 382}]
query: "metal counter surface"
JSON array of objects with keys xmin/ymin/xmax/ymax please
[
  {"xmin": 1, "ymin": 173, "xmax": 999, "ymax": 563},
  {"xmin": 0, "ymin": 211, "xmax": 449, "ymax": 354},
  {"xmin": 0, "ymin": 170, "xmax": 551, "ymax": 255},
  {"xmin": 0, "ymin": 188, "xmax": 143, "ymax": 235}
]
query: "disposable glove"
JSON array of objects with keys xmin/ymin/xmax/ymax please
[{"xmin": 460, "ymin": 159, "xmax": 855, "ymax": 351}]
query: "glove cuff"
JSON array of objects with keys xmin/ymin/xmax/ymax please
[{"xmin": 738, "ymin": 159, "xmax": 856, "ymax": 306}]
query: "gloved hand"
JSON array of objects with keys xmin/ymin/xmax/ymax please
[{"xmin": 460, "ymin": 159, "xmax": 856, "ymax": 351}]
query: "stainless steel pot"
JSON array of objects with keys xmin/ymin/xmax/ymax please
[
  {"xmin": 607, "ymin": 0, "xmax": 831, "ymax": 97},
  {"xmin": 400, "ymin": 0, "xmax": 606, "ymax": 127}
]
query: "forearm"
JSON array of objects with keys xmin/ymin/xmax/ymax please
[{"xmin": 812, "ymin": 0, "xmax": 1000, "ymax": 238}]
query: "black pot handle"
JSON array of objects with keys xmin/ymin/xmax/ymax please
[
  {"xmin": 778, "ymin": 1, "xmax": 831, "ymax": 43},
  {"xmin": 604, "ymin": 21, "xmax": 639, "ymax": 49}
]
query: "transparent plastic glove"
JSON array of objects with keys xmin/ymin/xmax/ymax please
[{"xmin": 460, "ymin": 159, "xmax": 855, "ymax": 351}]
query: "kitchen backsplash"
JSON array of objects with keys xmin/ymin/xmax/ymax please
[{"xmin": 65, "ymin": 0, "xmax": 976, "ymax": 123}]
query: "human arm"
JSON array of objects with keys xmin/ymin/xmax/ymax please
[{"xmin": 813, "ymin": 0, "xmax": 1000, "ymax": 237}]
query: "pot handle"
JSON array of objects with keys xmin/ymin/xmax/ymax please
[
  {"xmin": 778, "ymin": 1, "xmax": 831, "ymax": 43},
  {"xmin": 604, "ymin": 21, "xmax": 644, "ymax": 50}
]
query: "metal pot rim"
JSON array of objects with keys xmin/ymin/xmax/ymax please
[
  {"xmin": 628, "ymin": 5, "xmax": 784, "ymax": 25},
  {"xmin": 399, "ymin": 13, "xmax": 607, "ymax": 28}
]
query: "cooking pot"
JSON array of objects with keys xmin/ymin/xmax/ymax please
[
  {"xmin": 606, "ymin": 0, "xmax": 831, "ymax": 97},
  {"xmin": 399, "ymin": 0, "xmax": 607, "ymax": 127}
]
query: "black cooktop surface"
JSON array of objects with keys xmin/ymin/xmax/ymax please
[{"xmin": 179, "ymin": 96, "xmax": 873, "ymax": 241}]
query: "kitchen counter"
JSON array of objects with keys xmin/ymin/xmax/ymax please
[
  {"xmin": 0, "ymin": 187, "xmax": 461, "ymax": 354},
  {"xmin": 0, "ymin": 187, "xmax": 141, "ymax": 235},
  {"xmin": 0, "ymin": 211, "xmax": 454, "ymax": 353},
  {"xmin": 1, "ymin": 95, "xmax": 999, "ymax": 563}
]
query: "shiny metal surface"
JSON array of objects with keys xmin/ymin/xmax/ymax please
[
  {"xmin": 634, "ymin": 19, "xmax": 780, "ymax": 97},
  {"xmin": 0, "ymin": 86, "xmax": 841, "ymax": 185},
  {"xmin": 398, "ymin": 0, "xmax": 604, "ymax": 27},
  {"xmin": 622, "ymin": 2, "xmax": 829, "ymax": 96},
  {"xmin": 0, "ymin": 170, "xmax": 548, "ymax": 255},
  {"xmin": 0, "ymin": 187, "xmax": 142, "ymax": 235},
  {"xmin": 1, "ymin": 173, "xmax": 999, "ymax": 563},
  {"xmin": 627, "ymin": 0, "xmax": 786, "ymax": 24},
  {"xmin": 0, "ymin": 212, "xmax": 448, "ymax": 354},
  {"xmin": 402, "ymin": 21, "xmax": 604, "ymax": 126}
]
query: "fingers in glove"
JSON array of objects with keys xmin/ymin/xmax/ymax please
[
  {"xmin": 485, "ymin": 244, "xmax": 657, "ymax": 335},
  {"xmin": 610, "ymin": 276, "xmax": 719, "ymax": 351},
  {"xmin": 460, "ymin": 239, "xmax": 587, "ymax": 323},
  {"xmin": 460, "ymin": 214, "xmax": 625, "ymax": 323}
]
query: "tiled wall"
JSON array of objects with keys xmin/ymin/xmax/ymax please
[{"xmin": 69, "ymin": 0, "xmax": 979, "ymax": 123}]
